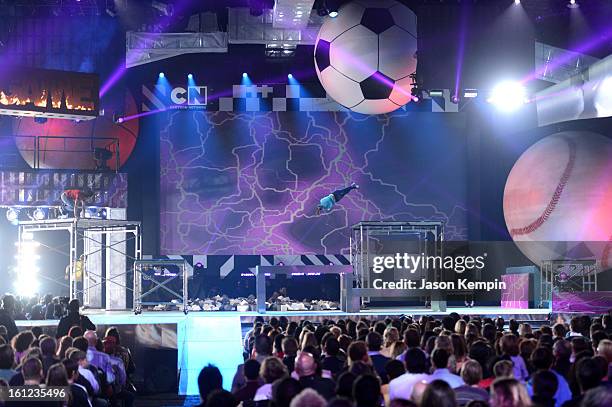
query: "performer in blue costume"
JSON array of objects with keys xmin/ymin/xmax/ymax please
[{"xmin": 316, "ymin": 183, "xmax": 359, "ymax": 215}]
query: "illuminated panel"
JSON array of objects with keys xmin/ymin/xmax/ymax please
[{"xmin": 0, "ymin": 66, "xmax": 99, "ymax": 120}]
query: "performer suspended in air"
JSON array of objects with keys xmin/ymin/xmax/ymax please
[
  {"xmin": 60, "ymin": 187, "xmax": 96, "ymax": 219},
  {"xmin": 316, "ymin": 183, "xmax": 359, "ymax": 215}
]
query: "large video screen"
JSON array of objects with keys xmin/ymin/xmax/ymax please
[{"xmin": 160, "ymin": 111, "xmax": 468, "ymax": 255}]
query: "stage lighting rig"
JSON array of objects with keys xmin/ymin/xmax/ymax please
[
  {"xmin": 487, "ymin": 81, "xmax": 527, "ymax": 112},
  {"xmin": 567, "ymin": 0, "xmax": 579, "ymax": 9},
  {"xmin": 5, "ymin": 208, "xmax": 19, "ymax": 225}
]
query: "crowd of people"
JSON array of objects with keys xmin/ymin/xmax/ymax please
[
  {"xmin": 0, "ymin": 294, "xmax": 135, "ymax": 407},
  {"xmin": 195, "ymin": 313, "xmax": 612, "ymax": 407}
]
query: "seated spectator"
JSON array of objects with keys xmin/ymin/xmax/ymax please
[
  {"xmin": 454, "ymin": 360, "xmax": 489, "ymax": 406},
  {"xmin": 427, "ymin": 348, "xmax": 464, "ymax": 388},
  {"xmin": 366, "ymin": 331, "xmax": 390, "ymax": 383},
  {"xmin": 104, "ymin": 327, "xmax": 135, "ymax": 378},
  {"xmin": 389, "ymin": 348, "xmax": 429, "ymax": 401},
  {"xmin": 552, "ymin": 339, "xmax": 572, "ymax": 379},
  {"xmin": 272, "ymin": 376, "xmax": 303, "ymax": 407},
  {"xmin": 68, "ymin": 326, "xmax": 84, "ymax": 339},
  {"xmin": 321, "ymin": 336, "xmax": 344, "ymax": 378},
  {"xmin": 197, "ymin": 364, "xmax": 223, "ymax": 407},
  {"xmin": 232, "ymin": 334, "xmax": 272, "ymax": 392},
  {"xmin": 62, "ymin": 359, "xmax": 93, "ymax": 407},
  {"xmin": 347, "ymin": 341, "xmax": 370, "ymax": 368},
  {"xmin": 11, "ymin": 330, "xmax": 35, "ymax": 365},
  {"xmin": 0, "ymin": 344, "xmax": 16, "ymax": 382},
  {"xmin": 46, "ymin": 362, "xmax": 69, "ymax": 387},
  {"xmin": 596, "ymin": 339, "xmax": 612, "ymax": 364},
  {"xmin": 84, "ymin": 330, "xmax": 116, "ymax": 384},
  {"xmin": 40, "ymin": 336, "xmax": 59, "ymax": 376},
  {"xmin": 232, "ymin": 359, "xmax": 260, "ymax": 402},
  {"xmin": 56, "ymin": 299, "xmax": 95, "ymax": 338},
  {"xmin": 254, "ymin": 356, "xmax": 288, "ymax": 401},
  {"xmin": 491, "ymin": 378, "xmax": 531, "ymax": 407},
  {"xmin": 353, "ymin": 374, "xmax": 381, "ymax": 407},
  {"xmin": 205, "ymin": 389, "xmax": 237, "ymax": 407},
  {"xmin": 532, "ymin": 370, "xmax": 558, "ymax": 407},
  {"xmin": 21, "ymin": 357, "xmax": 44, "ymax": 386},
  {"xmin": 421, "ymin": 380, "xmax": 457, "ymax": 407},
  {"xmin": 500, "ymin": 334, "xmax": 529, "ymax": 381},
  {"xmin": 528, "ymin": 347, "xmax": 572, "ymax": 407},
  {"xmin": 580, "ymin": 386, "xmax": 612, "ymax": 407},
  {"xmin": 289, "ymin": 388, "xmax": 326, "ymax": 407},
  {"xmin": 67, "ymin": 348, "xmax": 99, "ymax": 396},
  {"xmin": 336, "ymin": 371, "xmax": 356, "ymax": 400},
  {"xmin": 562, "ymin": 357, "xmax": 604, "ymax": 407},
  {"xmin": 281, "ymin": 337, "xmax": 298, "ymax": 373},
  {"xmin": 294, "ymin": 351, "xmax": 335, "ymax": 400},
  {"xmin": 382, "ymin": 326, "xmax": 400, "ymax": 358},
  {"xmin": 382, "ymin": 360, "xmax": 406, "ymax": 405}
]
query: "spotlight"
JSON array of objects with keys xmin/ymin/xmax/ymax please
[
  {"xmin": 32, "ymin": 208, "xmax": 47, "ymax": 221},
  {"xmin": 159, "ymin": 72, "xmax": 165, "ymax": 78},
  {"xmin": 451, "ymin": 95, "xmax": 459, "ymax": 104},
  {"xmin": 463, "ymin": 89, "xmax": 478, "ymax": 98},
  {"xmin": 188, "ymin": 73, "xmax": 193, "ymax": 79},
  {"xmin": 428, "ymin": 90, "xmax": 444, "ymax": 98},
  {"xmin": 287, "ymin": 74, "xmax": 293, "ymax": 79},
  {"xmin": 6, "ymin": 208, "xmax": 19, "ymax": 224},
  {"xmin": 514, "ymin": 0, "xmax": 520, "ymax": 4},
  {"xmin": 242, "ymin": 72, "xmax": 248, "ymax": 78},
  {"xmin": 567, "ymin": 0, "xmax": 579, "ymax": 8},
  {"xmin": 327, "ymin": 0, "xmax": 341, "ymax": 17},
  {"xmin": 487, "ymin": 81, "xmax": 527, "ymax": 112}
]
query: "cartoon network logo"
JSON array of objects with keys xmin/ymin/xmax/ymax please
[{"xmin": 141, "ymin": 84, "xmax": 207, "ymax": 111}]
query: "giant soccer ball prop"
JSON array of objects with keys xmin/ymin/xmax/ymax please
[
  {"xmin": 314, "ymin": 0, "xmax": 417, "ymax": 114},
  {"xmin": 503, "ymin": 131, "xmax": 612, "ymax": 270}
]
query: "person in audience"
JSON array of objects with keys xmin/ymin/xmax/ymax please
[
  {"xmin": 21, "ymin": 356, "xmax": 44, "ymax": 386},
  {"xmin": 11, "ymin": 330, "xmax": 35, "ymax": 365},
  {"xmin": 294, "ymin": 350, "xmax": 335, "ymax": 400},
  {"xmin": 382, "ymin": 360, "xmax": 405, "ymax": 405},
  {"xmin": 531, "ymin": 370, "xmax": 558, "ymax": 407},
  {"xmin": 500, "ymin": 334, "xmax": 529, "ymax": 382},
  {"xmin": 389, "ymin": 347, "xmax": 429, "ymax": 401},
  {"xmin": 272, "ymin": 376, "xmax": 303, "ymax": 407},
  {"xmin": 232, "ymin": 334, "xmax": 272, "ymax": 392},
  {"xmin": 205, "ymin": 389, "xmax": 237, "ymax": 407},
  {"xmin": 282, "ymin": 337, "xmax": 299, "ymax": 373},
  {"xmin": 0, "ymin": 295, "xmax": 19, "ymax": 340},
  {"xmin": 63, "ymin": 358, "xmax": 93, "ymax": 407},
  {"xmin": 0, "ymin": 344, "xmax": 16, "ymax": 382},
  {"xmin": 46, "ymin": 362, "xmax": 69, "ymax": 387},
  {"xmin": 254, "ymin": 356, "xmax": 288, "ymax": 401},
  {"xmin": 104, "ymin": 327, "xmax": 135, "ymax": 379},
  {"xmin": 40, "ymin": 336, "xmax": 59, "ymax": 376},
  {"xmin": 552, "ymin": 339, "xmax": 572, "ymax": 379},
  {"xmin": 491, "ymin": 378, "xmax": 531, "ymax": 407},
  {"xmin": 580, "ymin": 386, "xmax": 612, "ymax": 407},
  {"xmin": 529, "ymin": 346, "xmax": 572, "ymax": 407},
  {"xmin": 289, "ymin": 388, "xmax": 326, "ymax": 407},
  {"xmin": 562, "ymin": 357, "xmax": 604, "ymax": 407},
  {"xmin": 56, "ymin": 299, "xmax": 95, "ymax": 339},
  {"xmin": 454, "ymin": 360, "xmax": 489, "ymax": 406},
  {"xmin": 427, "ymin": 348, "xmax": 464, "ymax": 388},
  {"xmin": 84, "ymin": 330, "xmax": 117, "ymax": 385},
  {"xmin": 353, "ymin": 374, "xmax": 381, "ymax": 407},
  {"xmin": 197, "ymin": 364, "xmax": 223, "ymax": 407},
  {"xmin": 232, "ymin": 358, "xmax": 260, "ymax": 402},
  {"xmin": 67, "ymin": 349, "xmax": 99, "ymax": 397},
  {"xmin": 366, "ymin": 331, "xmax": 390, "ymax": 383},
  {"xmin": 321, "ymin": 336, "xmax": 344, "ymax": 378},
  {"xmin": 382, "ymin": 326, "xmax": 400, "ymax": 358},
  {"xmin": 421, "ymin": 379, "xmax": 457, "ymax": 407}
]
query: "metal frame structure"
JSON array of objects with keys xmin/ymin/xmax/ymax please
[
  {"xmin": 133, "ymin": 259, "xmax": 189, "ymax": 315},
  {"xmin": 541, "ymin": 259, "xmax": 598, "ymax": 307},
  {"xmin": 17, "ymin": 218, "xmax": 141, "ymax": 308},
  {"xmin": 350, "ymin": 221, "xmax": 445, "ymax": 310}
]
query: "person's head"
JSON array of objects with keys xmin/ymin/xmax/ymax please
[
  {"xmin": 205, "ymin": 389, "xmax": 236, "ymax": 407},
  {"xmin": 353, "ymin": 374, "xmax": 380, "ymax": 407},
  {"xmin": 11, "ymin": 330, "xmax": 35, "ymax": 353},
  {"xmin": 243, "ymin": 359, "xmax": 260, "ymax": 381},
  {"xmin": 21, "ymin": 357, "xmax": 43, "ymax": 383},
  {"xmin": 1, "ymin": 295, "xmax": 15, "ymax": 311},
  {"xmin": 596, "ymin": 339, "xmax": 612, "ymax": 363},
  {"xmin": 46, "ymin": 363, "xmax": 69, "ymax": 387},
  {"xmin": 336, "ymin": 371, "xmax": 356, "ymax": 400},
  {"xmin": 552, "ymin": 323, "xmax": 567, "ymax": 338},
  {"xmin": 104, "ymin": 327, "xmax": 122, "ymax": 345},
  {"xmin": 434, "ymin": 335, "xmax": 454, "ymax": 354},
  {"xmin": 40, "ymin": 336, "xmax": 56, "ymax": 357},
  {"xmin": 421, "ymin": 379, "xmax": 457, "ymax": 407},
  {"xmin": 61, "ymin": 358, "xmax": 79, "ymax": 383},
  {"xmin": 260, "ymin": 356, "xmax": 288, "ymax": 384},
  {"xmin": 460, "ymin": 360, "xmax": 483, "ymax": 386},
  {"xmin": 294, "ymin": 352, "xmax": 317, "ymax": 377},
  {"xmin": 0, "ymin": 344, "xmax": 14, "ymax": 369},
  {"xmin": 500, "ymin": 334, "xmax": 519, "ymax": 357},
  {"xmin": 197, "ymin": 364, "xmax": 223, "ymax": 403},
  {"xmin": 272, "ymin": 377, "xmax": 303, "ymax": 407},
  {"xmin": 580, "ymin": 385, "xmax": 612, "ymax": 407},
  {"xmin": 403, "ymin": 347, "xmax": 427, "ymax": 374},
  {"xmin": 383, "ymin": 326, "xmax": 400, "ymax": 347},
  {"xmin": 83, "ymin": 330, "xmax": 97, "ymax": 347},
  {"xmin": 366, "ymin": 331, "xmax": 383, "ymax": 352},
  {"xmin": 71, "ymin": 336, "xmax": 88, "ymax": 353},
  {"xmin": 576, "ymin": 357, "xmax": 604, "ymax": 393},
  {"xmin": 282, "ymin": 337, "xmax": 298, "ymax": 357},
  {"xmin": 67, "ymin": 349, "xmax": 88, "ymax": 368},
  {"xmin": 385, "ymin": 359, "xmax": 406, "ymax": 381},
  {"xmin": 347, "ymin": 341, "xmax": 369, "ymax": 365},
  {"xmin": 493, "ymin": 360, "xmax": 514, "ymax": 378},
  {"xmin": 324, "ymin": 336, "xmax": 340, "ymax": 357},
  {"xmin": 490, "ymin": 378, "xmax": 531, "ymax": 407},
  {"xmin": 404, "ymin": 329, "xmax": 420, "ymax": 348},
  {"xmin": 254, "ymin": 334, "xmax": 272, "ymax": 357},
  {"xmin": 552, "ymin": 338, "xmax": 571, "ymax": 362},
  {"xmin": 289, "ymin": 388, "xmax": 326, "ymax": 407},
  {"xmin": 531, "ymin": 346, "xmax": 554, "ymax": 370},
  {"xmin": 431, "ymin": 348, "xmax": 450, "ymax": 370},
  {"xmin": 67, "ymin": 299, "xmax": 80, "ymax": 314},
  {"xmin": 532, "ymin": 370, "xmax": 558, "ymax": 399},
  {"xmin": 68, "ymin": 326, "xmax": 83, "ymax": 339},
  {"xmin": 328, "ymin": 397, "xmax": 355, "ymax": 407},
  {"xmin": 56, "ymin": 336, "xmax": 73, "ymax": 359},
  {"xmin": 451, "ymin": 333, "xmax": 467, "ymax": 359}
]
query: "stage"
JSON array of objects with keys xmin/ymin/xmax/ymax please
[{"xmin": 16, "ymin": 306, "xmax": 551, "ymax": 396}]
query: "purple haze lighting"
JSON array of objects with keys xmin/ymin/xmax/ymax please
[
  {"xmin": 99, "ymin": 64, "xmax": 126, "ymax": 97},
  {"xmin": 454, "ymin": 5, "xmax": 469, "ymax": 105}
]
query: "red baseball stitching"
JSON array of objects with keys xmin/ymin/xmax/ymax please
[{"xmin": 510, "ymin": 136, "xmax": 577, "ymax": 237}]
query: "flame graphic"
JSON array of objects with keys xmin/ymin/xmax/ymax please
[{"xmin": 0, "ymin": 90, "xmax": 93, "ymax": 111}]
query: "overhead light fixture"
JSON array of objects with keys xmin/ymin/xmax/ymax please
[
  {"xmin": 6, "ymin": 208, "xmax": 19, "ymax": 224},
  {"xmin": 463, "ymin": 89, "xmax": 478, "ymax": 98},
  {"xmin": 428, "ymin": 90, "xmax": 444, "ymax": 98},
  {"xmin": 487, "ymin": 81, "xmax": 527, "ymax": 112},
  {"xmin": 32, "ymin": 208, "xmax": 47, "ymax": 221},
  {"xmin": 567, "ymin": 0, "xmax": 579, "ymax": 8}
]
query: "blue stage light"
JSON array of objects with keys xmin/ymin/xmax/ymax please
[
  {"xmin": 242, "ymin": 72, "xmax": 248, "ymax": 78},
  {"xmin": 188, "ymin": 73, "xmax": 193, "ymax": 79},
  {"xmin": 287, "ymin": 74, "xmax": 293, "ymax": 79},
  {"xmin": 159, "ymin": 72, "xmax": 165, "ymax": 78}
]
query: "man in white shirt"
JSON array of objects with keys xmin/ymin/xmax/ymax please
[
  {"xmin": 389, "ymin": 348, "xmax": 429, "ymax": 401},
  {"xmin": 426, "ymin": 348, "xmax": 464, "ymax": 388}
]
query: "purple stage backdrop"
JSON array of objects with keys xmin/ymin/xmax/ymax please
[
  {"xmin": 160, "ymin": 111, "xmax": 468, "ymax": 255},
  {"xmin": 553, "ymin": 291, "xmax": 612, "ymax": 313},
  {"xmin": 501, "ymin": 274, "xmax": 529, "ymax": 309}
]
